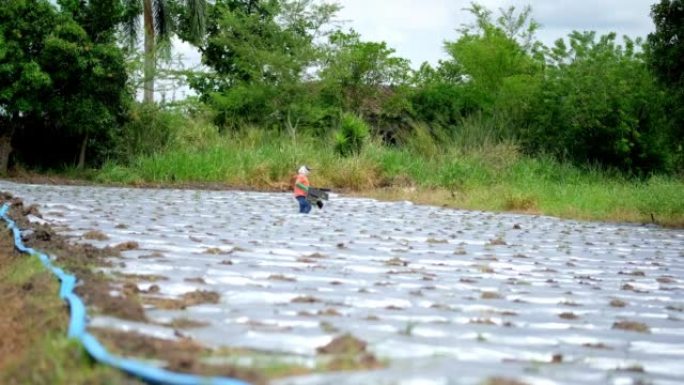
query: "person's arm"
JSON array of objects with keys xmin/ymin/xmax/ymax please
[{"xmin": 296, "ymin": 181, "xmax": 309, "ymax": 192}]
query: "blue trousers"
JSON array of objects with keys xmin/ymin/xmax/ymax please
[{"xmin": 296, "ymin": 196, "xmax": 312, "ymax": 213}]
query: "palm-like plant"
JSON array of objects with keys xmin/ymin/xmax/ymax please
[{"xmin": 122, "ymin": 0, "xmax": 206, "ymax": 103}]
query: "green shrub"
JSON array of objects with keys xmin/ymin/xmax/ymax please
[
  {"xmin": 115, "ymin": 103, "xmax": 180, "ymax": 163},
  {"xmin": 524, "ymin": 33, "xmax": 670, "ymax": 174},
  {"xmin": 404, "ymin": 122, "xmax": 441, "ymax": 158},
  {"xmin": 410, "ymin": 82, "xmax": 473, "ymax": 128},
  {"xmin": 334, "ymin": 113, "xmax": 370, "ymax": 157}
]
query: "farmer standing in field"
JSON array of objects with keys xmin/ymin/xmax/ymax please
[{"xmin": 293, "ymin": 165, "xmax": 312, "ymax": 213}]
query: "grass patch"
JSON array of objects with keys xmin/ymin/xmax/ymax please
[
  {"xmin": 2, "ymin": 337, "xmax": 138, "ymax": 385},
  {"xmin": 87, "ymin": 128, "xmax": 684, "ymax": 227},
  {"xmin": 4, "ymin": 252, "xmax": 47, "ymax": 285},
  {"xmin": 0, "ymin": 231, "xmax": 140, "ymax": 385}
]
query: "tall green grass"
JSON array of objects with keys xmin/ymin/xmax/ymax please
[{"xmin": 94, "ymin": 116, "xmax": 684, "ymax": 227}]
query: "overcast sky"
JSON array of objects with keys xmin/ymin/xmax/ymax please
[{"xmin": 334, "ymin": 0, "xmax": 656, "ymax": 67}]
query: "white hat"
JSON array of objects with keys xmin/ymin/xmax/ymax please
[{"xmin": 298, "ymin": 165, "xmax": 311, "ymax": 175}]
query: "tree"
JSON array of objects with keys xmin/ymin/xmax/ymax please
[
  {"xmin": 410, "ymin": 66, "xmax": 476, "ymax": 130},
  {"xmin": 648, "ymin": 0, "xmax": 684, "ymax": 86},
  {"xmin": 444, "ymin": 3, "xmax": 541, "ymax": 99},
  {"xmin": 0, "ymin": 0, "xmax": 57, "ymax": 173},
  {"xmin": 121, "ymin": 0, "xmax": 206, "ymax": 103},
  {"xmin": 647, "ymin": 0, "xmax": 684, "ymax": 169},
  {"xmin": 434, "ymin": 3, "xmax": 542, "ymax": 139},
  {"xmin": 41, "ymin": 15, "xmax": 129, "ymax": 168},
  {"xmin": 318, "ymin": 30, "xmax": 412, "ymax": 118},
  {"xmin": 192, "ymin": 0, "xmax": 339, "ymax": 131},
  {"xmin": 525, "ymin": 32, "xmax": 669, "ymax": 174},
  {"xmin": 0, "ymin": 0, "xmax": 130, "ymax": 172},
  {"xmin": 53, "ymin": 0, "xmax": 129, "ymax": 168}
]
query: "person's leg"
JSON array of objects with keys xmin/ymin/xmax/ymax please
[
  {"xmin": 296, "ymin": 196, "xmax": 308, "ymax": 213},
  {"xmin": 303, "ymin": 199, "xmax": 312, "ymax": 213}
]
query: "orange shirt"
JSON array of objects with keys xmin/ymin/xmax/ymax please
[{"xmin": 293, "ymin": 174, "xmax": 309, "ymax": 197}]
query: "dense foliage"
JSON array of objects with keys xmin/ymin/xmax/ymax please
[
  {"xmin": 524, "ymin": 33, "xmax": 669, "ymax": 174},
  {"xmin": 647, "ymin": 0, "xmax": 684, "ymax": 169},
  {"xmin": 0, "ymin": 0, "xmax": 130, "ymax": 171},
  {"xmin": 183, "ymin": 0, "xmax": 681, "ymax": 175},
  {"xmin": 0, "ymin": 0, "xmax": 682, "ymax": 178},
  {"xmin": 190, "ymin": 0, "xmax": 338, "ymax": 132}
]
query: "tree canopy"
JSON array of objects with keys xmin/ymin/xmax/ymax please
[
  {"xmin": 648, "ymin": 0, "xmax": 684, "ymax": 168},
  {"xmin": 0, "ymin": 0, "xmax": 130, "ymax": 172}
]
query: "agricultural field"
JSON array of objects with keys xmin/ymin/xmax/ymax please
[{"xmin": 1, "ymin": 180, "xmax": 683, "ymax": 385}]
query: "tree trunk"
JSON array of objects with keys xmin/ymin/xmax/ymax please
[
  {"xmin": 143, "ymin": 0, "xmax": 155, "ymax": 104},
  {"xmin": 77, "ymin": 132, "xmax": 88, "ymax": 169},
  {"xmin": 0, "ymin": 131, "xmax": 12, "ymax": 175}
]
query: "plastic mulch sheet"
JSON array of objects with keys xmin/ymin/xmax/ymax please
[{"xmin": 1, "ymin": 180, "xmax": 683, "ymax": 385}]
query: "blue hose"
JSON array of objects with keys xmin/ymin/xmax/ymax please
[{"xmin": 0, "ymin": 203, "xmax": 251, "ymax": 385}]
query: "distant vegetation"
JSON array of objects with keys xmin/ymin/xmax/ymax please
[{"xmin": 1, "ymin": 0, "xmax": 683, "ymax": 225}]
